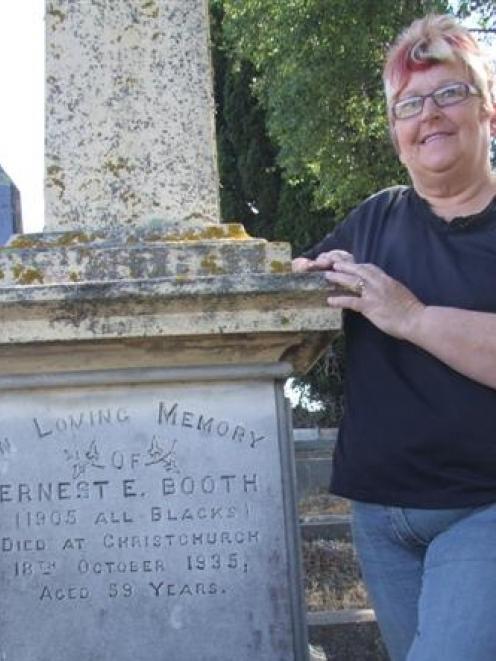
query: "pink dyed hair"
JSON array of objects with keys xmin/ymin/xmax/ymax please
[{"xmin": 383, "ymin": 14, "xmax": 495, "ymax": 113}]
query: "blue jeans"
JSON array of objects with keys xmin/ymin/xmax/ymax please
[{"xmin": 351, "ymin": 500, "xmax": 496, "ymax": 661}]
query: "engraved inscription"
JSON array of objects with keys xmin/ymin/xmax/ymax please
[
  {"xmin": 157, "ymin": 402, "xmax": 266, "ymax": 448},
  {"xmin": 0, "ymin": 437, "xmax": 11, "ymax": 456},
  {"xmin": 0, "ymin": 387, "xmax": 284, "ymax": 641},
  {"xmin": 1, "ymin": 481, "xmax": 109, "ymax": 503},
  {"xmin": 33, "ymin": 408, "xmax": 130, "ymax": 438}
]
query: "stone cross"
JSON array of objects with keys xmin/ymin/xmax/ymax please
[{"xmin": 45, "ymin": 0, "xmax": 220, "ymax": 231}]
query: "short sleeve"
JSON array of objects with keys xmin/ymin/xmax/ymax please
[{"xmin": 300, "ymin": 212, "xmax": 355, "ymax": 260}]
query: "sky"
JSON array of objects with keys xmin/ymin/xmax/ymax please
[
  {"xmin": 0, "ymin": 2, "xmax": 44, "ymax": 234},
  {"xmin": 0, "ymin": 4, "xmax": 492, "ymax": 235}
]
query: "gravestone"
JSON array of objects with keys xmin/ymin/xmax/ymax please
[
  {"xmin": 0, "ymin": 1, "xmax": 343, "ymax": 659},
  {"xmin": 0, "ymin": 165, "xmax": 22, "ymax": 245}
]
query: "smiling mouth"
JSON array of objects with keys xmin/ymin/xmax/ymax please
[{"xmin": 420, "ymin": 132, "xmax": 453, "ymax": 144}]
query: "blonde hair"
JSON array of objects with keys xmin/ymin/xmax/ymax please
[{"xmin": 384, "ymin": 14, "xmax": 495, "ymax": 113}]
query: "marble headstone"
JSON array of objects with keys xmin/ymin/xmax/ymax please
[
  {"xmin": 0, "ymin": 369, "xmax": 306, "ymax": 660},
  {"xmin": 45, "ymin": 0, "xmax": 220, "ymax": 230}
]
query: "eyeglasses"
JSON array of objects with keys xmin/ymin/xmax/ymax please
[{"xmin": 392, "ymin": 82, "xmax": 481, "ymax": 120}]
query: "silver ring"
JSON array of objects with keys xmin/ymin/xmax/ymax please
[{"xmin": 357, "ymin": 279, "xmax": 365, "ymax": 295}]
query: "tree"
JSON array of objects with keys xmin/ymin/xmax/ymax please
[
  {"xmin": 457, "ymin": 1, "xmax": 496, "ymax": 30},
  {"xmin": 210, "ymin": 0, "xmax": 334, "ymax": 251},
  {"xmin": 221, "ymin": 0, "xmax": 450, "ymax": 221}
]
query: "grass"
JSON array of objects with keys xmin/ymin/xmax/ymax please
[
  {"xmin": 299, "ymin": 493, "xmax": 370, "ymax": 611},
  {"xmin": 303, "ymin": 538, "xmax": 370, "ymax": 611},
  {"xmin": 299, "ymin": 491, "xmax": 351, "ymax": 518}
]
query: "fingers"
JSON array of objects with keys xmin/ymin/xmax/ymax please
[
  {"xmin": 327, "ymin": 295, "xmax": 361, "ymax": 311},
  {"xmin": 332, "ymin": 261, "xmax": 381, "ymax": 278},
  {"xmin": 291, "ymin": 257, "xmax": 315, "ymax": 273},
  {"xmin": 313, "ymin": 250, "xmax": 354, "ymax": 270},
  {"xmin": 292, "ymin": 251, "xmax": 355, "ymax": 273},
  {"xmin": 324, "ymin": 269, "xmax": 364, "ymax": 294}
]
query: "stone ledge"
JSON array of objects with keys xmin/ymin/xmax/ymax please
[
  {"xmin": 0, "ymin": 273, "xmax": 341, "ymax": 353},
  {"xmin": 0, "ymin": 272, "xmax": 342, "ymax": 303},
  {"xmin": 2, "ymin": 225, "xmax": 290, "ymax": 285},
  {"xmin": 0, "ymin": 330, "xmax": 333, "ymax": 376}
]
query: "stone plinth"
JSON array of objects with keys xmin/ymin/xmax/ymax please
[
  {"xmin": 0, "ymin": 225, "xmax": 340, "ymax": 374},
  {"xmin": 0, "ymin": 226, "xmax": 344, "ymax": 661},
  {"xmin": 45, "ymin": 0, "xmax": 219, "ymax": 230}
]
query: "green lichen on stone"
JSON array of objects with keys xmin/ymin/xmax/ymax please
[
  {"xmin": 144, "ymin": 224, "xmax": 251, "ymax": 243},
  {"xmin": 0, "ymin": 269, "xmax": 4, "ymax": 279},
  {"xmin": 55, "ymin": 232, "xmax": 91, "ymax": 247},
  {"xmin": 12, "ymin": 265, "xmax": 44, "ymax": 285},
  {"xmin": 279, "ymin": 316, "xmax": 291, "ymax": 326},
  {"xmin": 47, "ymin": 164, "xmax": 63, "ymax": 176},
  {"xmin": 47, "ymin": 6, "xmax": 66, "ymax": 25},
  {"xmin": 200, "ymin": 255, "xmax": 225, "ymax": 275},
  {"xmin": 227, "ymin": 224, "xmax": 251, "ymax": 240},
  {"xmin": 47, "ymin": 164, "xmax": 66, "ymax": 198},
  {"xmin": 121, "ymin": 190, "xmax": 138, "ymax": 205},
  {"xmin": 12, "ymin": 264, "xmax": 22, "ymax": 279},
  {"xmin": 8, "ymin": 236, "xmax": 39, "ymax": 249},
  {"xmin": 270, "ymin": 260, "xmax": 291, "ymax": 274},
  {"xmin": 104, "ymin": 157, "xmax": 133, "ymax": 177},
  {"xmin": 142, "ymin": 0, "xmax": 159, "ymax": 18}
]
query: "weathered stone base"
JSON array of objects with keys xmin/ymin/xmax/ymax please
[{"xmin": 0, "ymin": 364, "xmax": 309, "ymax": 661}]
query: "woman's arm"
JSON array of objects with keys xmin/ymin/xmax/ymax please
[
  {"xmin": 405, "ymin": 305, "xmax": 496, "ymax": 389},
  {"xmin": 325, "ymin": 261, "xmax": 496, "ymax": 389}
]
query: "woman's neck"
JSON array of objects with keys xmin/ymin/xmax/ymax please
[{"xmin": 412, "ymin": 170, "xmax": 496, "ymax": 222}]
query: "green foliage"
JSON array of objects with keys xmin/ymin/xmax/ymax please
[
  {"xmin": 221, "ymin": 0, "xmax": 449, "ymax": 218},
  {"xmin": 457, "ymin": 1, "xmax": 495, "ymax": 29},
  {"xmin": 210, "ymin": 0, "xmax": 335, "ymax": 252}
]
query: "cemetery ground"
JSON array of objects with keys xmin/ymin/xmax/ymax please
[
  {"xmin": 300, "ymin": 494, "xmax": 368, "ymax": 611},
  {"xmin": 299, "ymin": 492, "xmax": 388, "ymax": 659}
]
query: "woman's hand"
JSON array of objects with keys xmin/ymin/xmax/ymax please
[
  {"xmin": 292, "ymin": 250, "xmax": 355, "ymax": 273},
  {"xmin": 325, "ymin": 261, "xmax": 425, "ymax": 339}
]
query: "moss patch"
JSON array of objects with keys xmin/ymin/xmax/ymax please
[
  {"xmin": 270, "ymin": 260, "xmax": 291, "ymax": 274},
  {"xmin": 200, "ymin": 255, "xmax": 225, "ymax": 275},
  {"xmin": 56, "ymin": 233, "xmax": 90, "ymax": 246},
  {"xmin": 12, "ymin": 265, "xmax": 44, "ymax": 285}
]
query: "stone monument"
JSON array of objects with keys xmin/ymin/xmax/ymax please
[{"xmin": 0, "ymin": 2, "xmax": 343, "ymax": 659}]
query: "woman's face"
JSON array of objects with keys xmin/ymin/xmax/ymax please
[{"xmin": 391, "ymin": 60, "xmax": 495, "ymax": 184}]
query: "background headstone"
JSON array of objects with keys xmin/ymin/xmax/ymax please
[{"xmin": 0, "ymin": 165, "xmax": 22, "ymax": 245}]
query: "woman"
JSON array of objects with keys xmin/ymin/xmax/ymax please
[{"xmin": 293, "ymin": 15, "xmax": 496, "ymax": 661}]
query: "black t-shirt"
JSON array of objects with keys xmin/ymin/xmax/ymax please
[{"xmin": 303, "ymin": 186, "xmax": 496, "ymax": 507}]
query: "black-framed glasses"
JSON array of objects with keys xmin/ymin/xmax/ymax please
[{"xmin": 392, "ymin": 82, "xmax": 481, "ymax": 120}]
